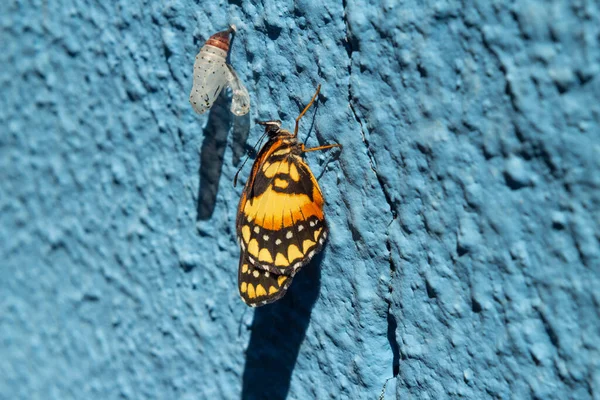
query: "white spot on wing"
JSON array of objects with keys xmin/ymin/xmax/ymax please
[{"xmin": 286, "ymin": 231, "xmax": 293, "ymax": 239}]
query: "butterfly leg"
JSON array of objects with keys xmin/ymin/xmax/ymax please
[
  {"xmin": 300, "ymin": 143, "xmax": 342, "ymax": 153},
  {"xmin": 294, "ymin": 84, "xmax": 321, "ymax": 137}
]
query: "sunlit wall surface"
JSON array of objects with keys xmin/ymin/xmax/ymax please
[{"xmin": 1, "ymin": 1, "xmax": 598, "ymax": 399}]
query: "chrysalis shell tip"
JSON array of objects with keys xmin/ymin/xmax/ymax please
[{"xmin": 206, "ymin": 29, "xmax": 231, "ymax": 52}]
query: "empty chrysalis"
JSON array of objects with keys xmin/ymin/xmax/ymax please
[
  {"xmin": 227, "ymin": 65, "xmax": 250, "ymax": 116},
  {"xmin": 189, "ymin": 26, "xmax": 250, "ymax": 116}
]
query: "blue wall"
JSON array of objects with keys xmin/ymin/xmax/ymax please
[{"xmin": 2, "ymin": 0, "xmax": 599, "ymax": 399}]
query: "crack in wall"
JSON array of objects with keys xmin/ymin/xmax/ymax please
[
  {"xmin": 348, "ymin": 102, "xmax": 398, "ymax": 219},
  {"xmin": 385, "ymin": 231, "xmax": 400, "ymax": 378},
  {"xmin": 343, "ymin": 0, "xmax": 400, "ymax": 383},
  {"xmin": 342, "ymin": 9, "xmax": 397, "ymax": 220}
]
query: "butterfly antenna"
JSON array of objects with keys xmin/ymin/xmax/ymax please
[
  {"xmin": 294, "ymin": 84, "xmax": 321, "ymax": 138},
  {"xmin": 234, "ymin": 130, "xmax": 268, "ymax": 187}
]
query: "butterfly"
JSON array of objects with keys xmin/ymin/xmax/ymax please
[{"xmin": 235, "ymin": 85, "xmax": 341, "ymax": 307}]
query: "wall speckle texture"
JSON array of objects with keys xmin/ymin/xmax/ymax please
[{"xmin": 1, "ymin": 0, "xmax": 598, "ymax": 399}]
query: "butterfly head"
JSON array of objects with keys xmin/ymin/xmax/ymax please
[{"xmin": 257, "ymin": 120, "xmax": 285, "ymax": 138}]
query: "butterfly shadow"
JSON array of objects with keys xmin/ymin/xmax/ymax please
[
  {"xmin": 197, "ymin": 92, "xmax": 250, "ymax": 220},
  {"xmin": 241, "ymin": 252, "xmax": 323, "ymax": 400},
  {"xmin": 314, "ymin": 149, "xmax": 343, "ymax": 182}
]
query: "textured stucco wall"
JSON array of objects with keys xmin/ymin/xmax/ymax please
[{"xmin": 1, "ymin": 0, "xmax": 599, "ymax": 399}]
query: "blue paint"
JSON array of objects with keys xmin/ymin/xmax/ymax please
[{"xmin": 1, "ymin": 0, "xmax": 598, "ymax": 399}]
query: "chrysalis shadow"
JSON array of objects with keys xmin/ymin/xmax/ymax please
[
  {"xmin": 232, "ymin": 112, "xmax": 251, "ymax": 166},
  {"xmin": 241, "ymin": 252, "xmax": 323, "ymax": 400},
  {"xmin": 196, "ymin": 92, "xmax": 233, "ymax": 221}
]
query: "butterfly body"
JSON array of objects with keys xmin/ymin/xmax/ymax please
[{"xmin": 236, "ymin": 89, "xmax": 340, "ymax": 307}]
